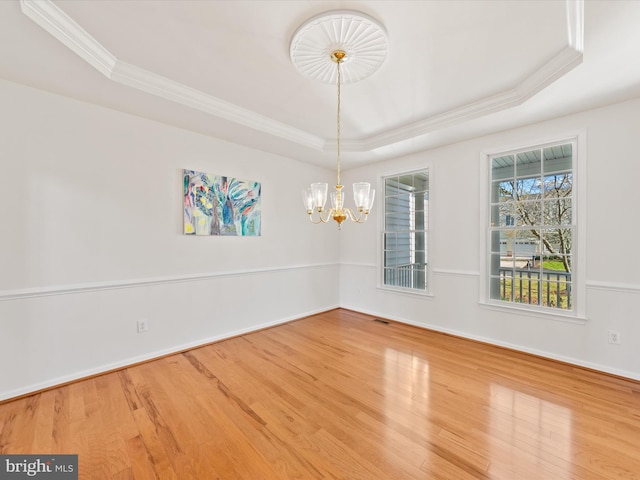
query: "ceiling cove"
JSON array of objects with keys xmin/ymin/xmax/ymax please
[{"xmin": 20, "ymin": 0, "xmax": 583, "ymax": 156}]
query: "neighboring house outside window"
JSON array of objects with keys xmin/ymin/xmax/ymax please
[
  {"xmin": 488, "ymin": 140, "xmax": 577, "ymax": 311},
  {"xmin": 382, "ymin": 170, "xmax": 429, "ymax": 293}
]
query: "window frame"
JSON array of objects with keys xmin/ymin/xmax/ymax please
[
  {"xmin": 479, "ymin": 132, "xmax": 586, "ymax": 321},
  {"xmin": 378, "ymin": 167, "xmax": 432, "ymax": 296}
]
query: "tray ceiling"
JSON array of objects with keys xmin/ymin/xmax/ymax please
[{"xmin": 2, "ymin": 0, "xmax": 640, "ymax": 169}]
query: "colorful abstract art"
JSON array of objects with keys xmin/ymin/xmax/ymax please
[{"xmin": 183, "ymin": 169, "xmax": 261, "ymax": 236}]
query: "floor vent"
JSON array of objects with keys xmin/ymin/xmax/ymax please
[{"xmin": 373, "ymin": 318, "xmax": 390, "ymax": 324}]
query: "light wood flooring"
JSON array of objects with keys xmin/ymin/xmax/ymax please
[{"xmin": 1, "ymin": 309, "xmax": 639, "ymax": 479}]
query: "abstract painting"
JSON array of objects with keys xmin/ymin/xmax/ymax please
[{"xmin": 183, "ymin": 169, "xmax": 261, "ymax": 236}]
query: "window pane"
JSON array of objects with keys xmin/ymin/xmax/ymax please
[
  {"xmin": 543, "ymin": 199, "xmax": 572, "ymax": 225},
  {"xmin": 413, "ymin": 172, "xmax": 429, "ymax": 193},
  {"xmin": 540, "ymin": 228, "xmax": 572, "ymax": 257},
  {"xmin": 492, "ymin": 155, "xmax": 514, "ymax": 180},
  {"xmin": 489, "ymin": 230, "xmax": 502, "ymax": 255},
  {"xmin": 543, "ymin": 144, "xmax": 572, "ymax": 174},
  {"xmin": 412, "ymin": 267, "xmax": 427, "ymax": 290},
  {"xmin": 541, "ymin": 254, "xmax": 572, "ymax": 273},
  {"xmin": 384, "ymin": 232, "xmax": 397, "ymax": 250},
  {"xmin": 489, "ymin": 141, "xmax": 575, "ymax": 311},
  {"xmin": 497, "ymin": 180, "xmax": 515, "ymax": 201},
  {"xmin": 499, "ymin": 229, "xmax": 538, "ymax": 259},
  {"xmin": 385, "ymin": 177, "xmax": 401, "ymax": 196},
  {"xmin": 383, "ymin": 169, "xmax": 429, "ymax": 291},
  {"xmin": 490, "ymin": 253, "xmax": 502, "ymax": 276},
  {"xmin": 414, "ymin": 191, "xmax": 427, "ymax": 210},
  {"xmin": 514, "ymin": 176, "xmax": 541, "ymax": 198},
  {"xmin": 384, "ymin": 268, "xmax": 399, "ymax": 286},
  {"xmin": 515, "ymin": 228, "xmax": 540, "ymax": 250},
  {"xmin": 385, "ymin": 213, "xmax": 406, "ymax": 231},
  {"xmin": 490, "ymin": 273, "xmax": 514, "ymax": 302},
  {"xmin": 386, "ymin": 193, "xmax": 409, "ymax": 213},
  {"xmin": 415, "ymin": 210, "xmax": 427, "ymax": 230},
  {"xmin": 541, "ymin": 279, "xmax": 571, "ymax": 309},
  {"xmin": 543, "ymin": 173, "xmax": 572, "ymax": 198},
  {"xmin": 492, "ymin": 201, "xmax": 514, "ymax": 227},
  {"xmin": 515, "ymin": 200, "xmax": 541, "ymax": 226},
  {"xmin": 384, "ymin": 250, "xmax": 399, "ymax": 267},
  {"xmin": 398, "ymin": 174, "xmax": 414, "ymax": 189},
  {"xmin": 516, "ymin": 150, "xmax": 541, "ymax": 177}
]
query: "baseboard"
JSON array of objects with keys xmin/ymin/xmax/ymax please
[
  {"xmin": 341, "ymin": 305, "xmax": 640, "ymax": 382},
  {"xmin": 0, "ymin": 305, "xmax": 337, "ymax": 403}
]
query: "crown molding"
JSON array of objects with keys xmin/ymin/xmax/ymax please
[
  {"xmin": 111, "ymin": 62, "xmax": 325, "ymax": 150},
  {"xmin": 20, "ymin": 0, "xmax": 583, "ymax": 157},
  {"xmin": 20, "ymin": 0, "xmax": 325, "ymax": 152},
  {"xmin": 359, "ymin": 47, "xmax": 583, "ymax": 151},
  {"xmin": 20, "ymin": 0, "xmax": 116, "ymax": 76}
]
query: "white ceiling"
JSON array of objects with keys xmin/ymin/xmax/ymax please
[{"xmin": 1, "ymin": 0, "xmax": 640, "ymax": 170}]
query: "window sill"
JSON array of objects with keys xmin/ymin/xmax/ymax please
[
  {"xmin": 378, "ymin": 285, "xmax": 433, "ymax": 298},
  {"xmin": 479, "ymin": 300, "xmax": 587, "ymax": 324}
]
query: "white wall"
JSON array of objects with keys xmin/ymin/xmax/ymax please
[
  {"xmin": 3, "ymin": 78, "xmax": 638, "ymax": 401},
  {"xmin": 340, "ymin": 97, "xmax": 640, "ymax": 380},
  {"xmin": 0, "ymin": 79, "xmax": 340, "ymax": 400}
]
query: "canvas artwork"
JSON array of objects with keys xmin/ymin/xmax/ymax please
[{"xmin": 183, "ymin": 169, "xmax": 261, "ymax": 236}]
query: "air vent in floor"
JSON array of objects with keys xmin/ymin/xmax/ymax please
[{"xmin": 373, "ymin": 318, "xmax": 390, "ymax": 324}]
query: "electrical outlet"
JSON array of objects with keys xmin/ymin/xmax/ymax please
[
  {"xmin": 137, "ymin": 319, "xmax": 149, "ymax": 334},
  {"xmin": 608, "ymin": 330, "xmax": 621, "ymax": 345}
]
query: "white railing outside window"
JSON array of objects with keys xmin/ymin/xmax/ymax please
[
  {"xmin": 488, "ymin": 141, "xmax": 576, "ymax": 311},
  {"xmin": 382, "ymin": 171, "xmax": 429, "ymax": 292}
]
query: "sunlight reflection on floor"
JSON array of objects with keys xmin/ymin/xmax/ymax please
[{"xmin": 489, "ymin": 383, "xmax": 573, "ymax": 478}]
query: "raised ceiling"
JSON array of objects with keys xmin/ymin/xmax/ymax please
[{"xmin": 1, "ymin": 0, "xmax": 640, "ymax": 170}]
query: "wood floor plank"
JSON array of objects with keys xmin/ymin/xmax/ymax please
[{"xmin": 1, "ymin": 309, "xmax": 639, "ymax": 479}]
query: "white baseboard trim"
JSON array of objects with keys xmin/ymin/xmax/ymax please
[
  {"xmin": 342, "ymin": 305, "xmax": 640, "ymax": 382},
  {"xmin": 0, "ymin": 305, "xmax": 337, "ymax": 402}
]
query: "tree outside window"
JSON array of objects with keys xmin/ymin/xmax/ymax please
[{"xmin": 489, "ymin": 143, "xmax": 574, "ymax": 309}]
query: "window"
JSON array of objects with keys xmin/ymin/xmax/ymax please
[
  {"xmin": 382, "ymin": 170, "xmax": 429, "ymax": 292},
  {"xmin": 488, "ymin": 141, "xmax": 575, "ymax": 311}
]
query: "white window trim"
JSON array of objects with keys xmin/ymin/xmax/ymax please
[
  {"xmin": 479, "ymin": 130, "xmax": 587, "ymax": 320},
  {"xmin": 376, "ymin": 165, "xmax": 433, "ymax": 297}
]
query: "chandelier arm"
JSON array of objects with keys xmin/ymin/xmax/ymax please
[
  {"xmin": 345, "ymin": 207, "xmax": 371, "ymax": 224},
  {"xmin": 345, "ymin": 208, "xmax": 361, "ymax": 223},
  {"xmin": 307, "ymin": 215, "xmax": 325, "ymax": 224},
  {"xmin": 308, "ymin": 208, "xmax": 335, "ymax": 224},
  {"xmin": 344, "ymin": 207, "xmax": 357, "ymax": 222}
]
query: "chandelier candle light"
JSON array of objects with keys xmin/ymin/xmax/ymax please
[{"xmin": 291, "ymin": 11, "xmax": 388, "ymax": 229}]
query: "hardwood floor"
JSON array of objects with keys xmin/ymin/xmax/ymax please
[{"xmin": 1, "ymin": 309, "xmax": 639, "ymax": 479}]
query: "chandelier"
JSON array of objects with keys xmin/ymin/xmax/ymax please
[{"xmin": 290, "ymin": 11, "xmax": 388, "ymax": 229}]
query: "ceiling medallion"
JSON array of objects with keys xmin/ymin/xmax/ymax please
[{"xmin": 289, "ymin": 10, "xmax": 388, "ymax": 85}]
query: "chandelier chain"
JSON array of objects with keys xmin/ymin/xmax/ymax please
[{"xmin": 336, "ymin": 58, "xmax": 341, "ymax": 187}]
